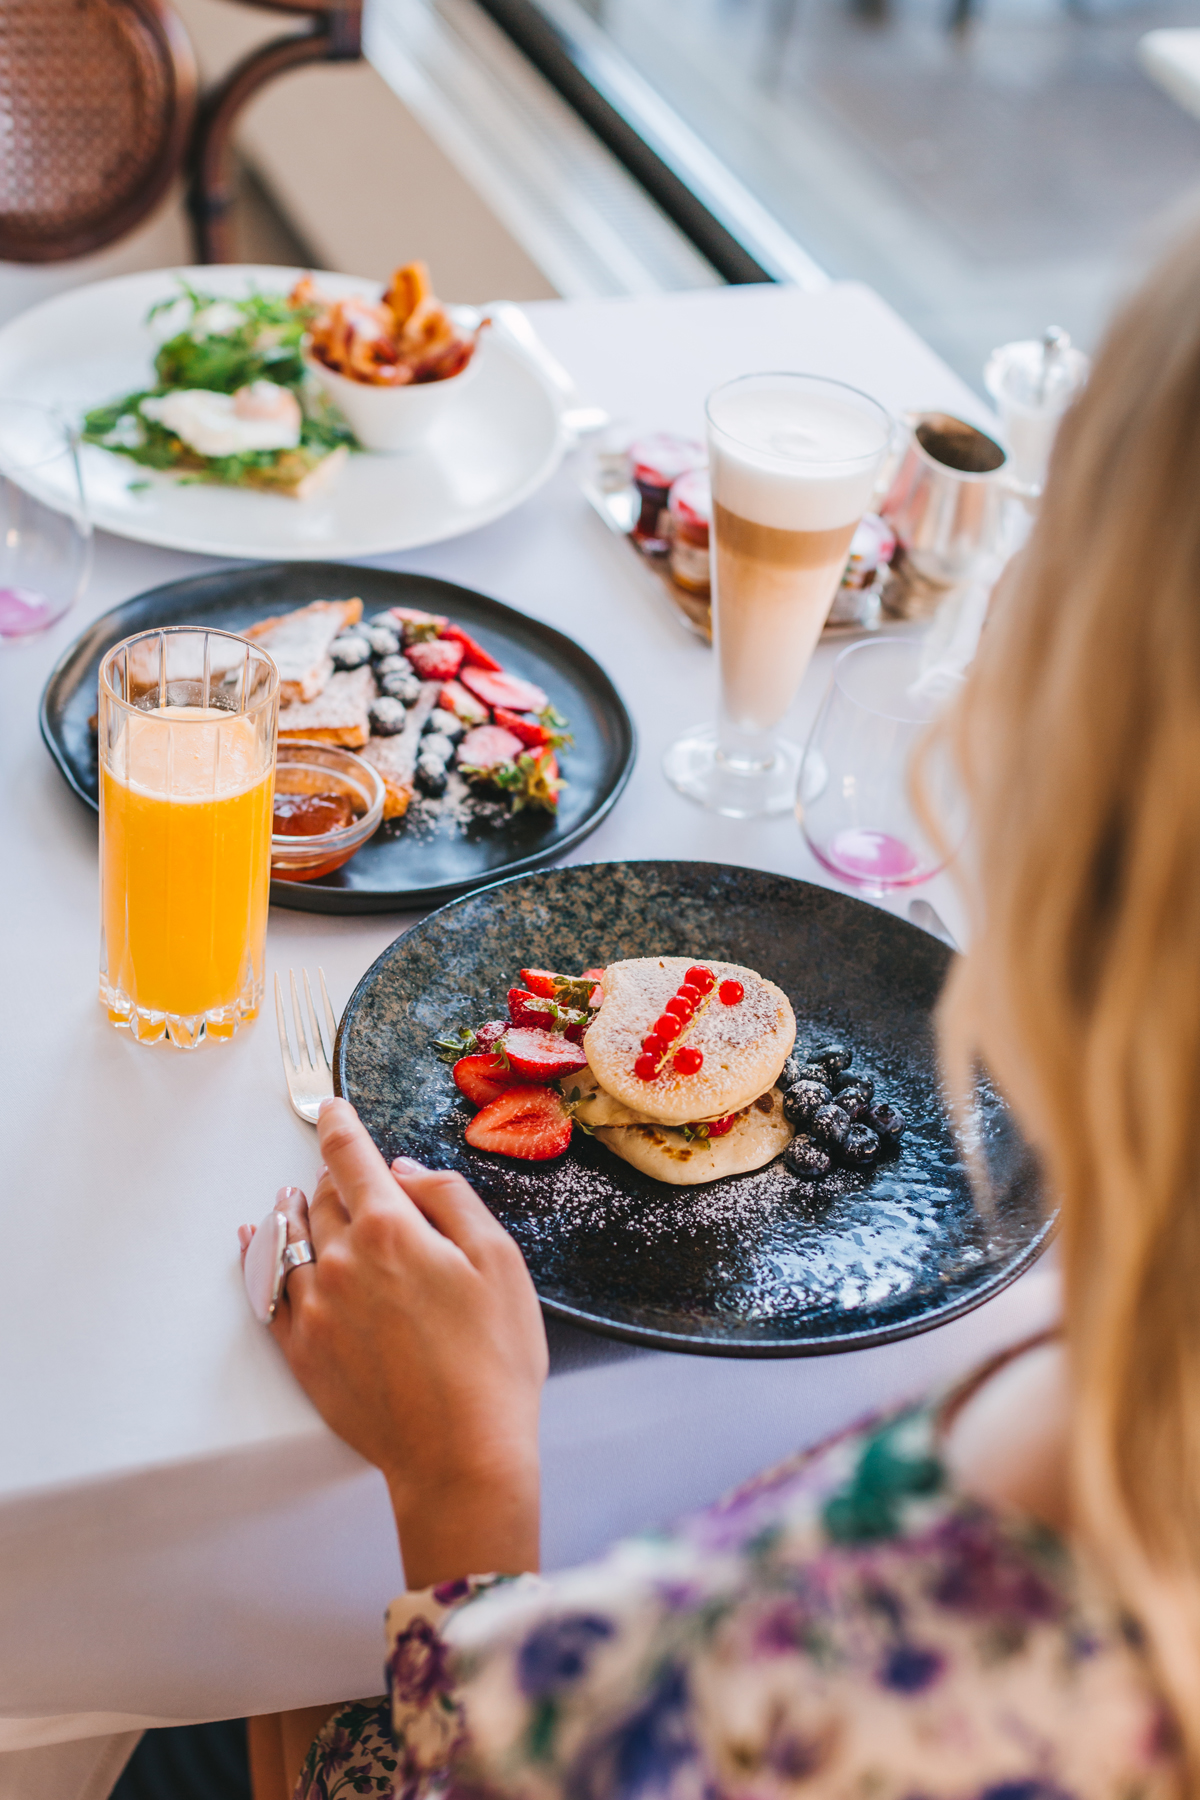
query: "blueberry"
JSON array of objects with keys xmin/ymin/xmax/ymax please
[
  {"xmin": 426, "ymin": 707, "xmax": 464, "ymax": 743},
  {"xmin": 835, "ymin": 1087, "xmax": 873, "ymax": 1123},
  {"xmin": 364, "ymin": 622, "xmax": 402, "ymax": 658},
  {"xmin": 368, "ymin": 696, "xmax": 407, "ymax": 737},
  {"xmin": 415, "ymin": 754, "xmax": 448, "ymax": 796},
  {"xmin": 379, "ymin": 670, "xmax": 421, "ymax": 704},
  {"xmin": 376, "ymin": 652, "xmax": 414, "ymax": 679},
  {"xmin": 330, "ymin": 633, "xmax": 371, "ymax": 670},
  {"xmin": 836, "ymin": 1070, "xmax": 874, "ymax": 1103},
  {"xmin": 810, "ymin": 1102, "xmax": 851, "ymax": 1150},
  {"xmin": 781, "ymin": 1078, "xmax": 831, "ymax": 1127},
  {"xmin": 812, "ymin": 1043, "xmax": 852, "ymax": 1078},
  {"xmin": 784, "ymin": 1134, "xmax": 831, "ymax": 1177},
  {"xmin": 795, "ymin": 1060, "xmax": 833, "ymax": 1086},
  {"xmin": 422, "ymin": 733, "xmax": 455, "ymax": 765},
  {"xmin": 841, "ymin": 1123, "xmax": 882, "ymax": 1168},
  {"xmin": 868, "ymin": 1101, "xmax": 906, "ymax": 1145}
]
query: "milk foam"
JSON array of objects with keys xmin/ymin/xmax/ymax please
[{"xmin": 708, "ymin": 385, "xmax": 886, "ymax": 531}]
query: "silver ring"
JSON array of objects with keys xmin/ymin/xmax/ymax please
[{"xmin": 243, "ymin": 1210, "xmax": 317, "ymax": 1325}]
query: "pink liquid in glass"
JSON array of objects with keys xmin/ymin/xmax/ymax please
[
  {"xmin": 828, "ymin": 828, "xmax": 922, "ymax": 885},
  {"xmin": 0, "ymin": 585, "xmax": 65, "ymax": 637}
]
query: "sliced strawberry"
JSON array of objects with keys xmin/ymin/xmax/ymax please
[
  {"xmin": 501, "ymin": 1026, "xmax": 588, "ymax": 1081},
  {"xmin": 475, "ymin": 1019, "xmax": 508, "ymax": 1052},
  {"xmin": 453, "ymin": 1053, "xmax": 520, "ymax": 1108},
  {"xmin": 507, "ymin": 986, "xmax": 588, "ymax": 1043},
  {"xmin": 439, "ymin": 679, "xmax": 489, "ymax": 725},
  {"xmin": 580, "ymin": 968, "xmax": 605, "ymax": 1007},
  {"xmin": 519, "ymin": 968, "xmax": 561, "ymax": 999},
  {"xmin": 493, "ymin": 706, "xmax": 552, "ymax": 749},
  {"xmin": 388, "ymin": 604, "xmax": 449, "ymax": 637},
  {"xmin": 465, "ymin": 1085, "xmax": 574, "ymax": 1160},
  {"xmin": 508, "ymin": 985, "xmax": 550, "ymax": 1028},
  {"xmin": 697, "ymin": 1112, "xmax": 738, "ymax": 1138},
  {"xmin": 407, "ymin": 637, "xmax": 464, "ymax": 680},
  {"xmin": 459, "ymin": 666, "xmax": 548, "ymax": 714},
  {"xmin": 439, "ymin": 623, "xmax": 503, "ymax": 672},
  {"xmin": 521, "ymin": 967, "xmax": 603, "ymax": 1008},
  {"xmin": 457, "ymin": 723, "xmax": 524, "ymax": 770}
]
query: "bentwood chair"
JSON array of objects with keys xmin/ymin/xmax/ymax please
[{"xmin": 0, "ymin": 0, "xmax": 362, "ymax": 266}]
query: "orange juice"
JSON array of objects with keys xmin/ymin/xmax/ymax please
[{"xmin": 100, "ymin": 706, "xmax": 274, "ymax": 1046}]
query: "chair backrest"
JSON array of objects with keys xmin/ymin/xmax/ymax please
[{"xmin": 0, "ymin": 0, "xmax": 197, "ymax": 263}]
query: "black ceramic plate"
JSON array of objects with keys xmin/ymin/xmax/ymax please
[
  {"xmin": 335, "ymin": 860, "xmax": 1051, "ymax": 1356},
  {"xmin": 39, "ymin": 562, "xmax": 635, "ymax": 914}
]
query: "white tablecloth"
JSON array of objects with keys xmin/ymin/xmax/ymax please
[{"xmin": 0, "ymin": 282, "xmax": 1058, "ymax": 1795}]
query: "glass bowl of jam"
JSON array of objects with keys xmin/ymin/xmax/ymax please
[{"xmin": 271, "ymin": 741, "xmax": 385, "ymax": 882}]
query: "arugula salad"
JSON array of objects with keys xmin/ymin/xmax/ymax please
[{"xmin": 81, "ymin": 285, "xmax": 355, "ymax": 498}]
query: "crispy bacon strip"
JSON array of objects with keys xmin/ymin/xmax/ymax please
[{"xmin": 298, "ymin": 262, "xmax": 477, "ymax": 388}]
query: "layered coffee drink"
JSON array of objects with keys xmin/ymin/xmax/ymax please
[
  {"xmin": 665, "ymin": 373, "xmax": 889, "ymax": 817},
  {"xmin": 708, "ymin": 381, "xmax": 888, "ymax": 742}
]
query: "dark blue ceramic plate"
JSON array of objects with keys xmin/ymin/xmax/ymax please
[
  {"xmin": 39, "ymin": 562, "xmax": 635, "ymax": 914},
  {"xmin": 335, "ymin": 861, "xmax": 1051, "ymax": 1356}
]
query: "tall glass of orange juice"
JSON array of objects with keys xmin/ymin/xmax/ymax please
[{"xmin": 98, "ymin": 627, "xmax": 279, "ymax": 1049}]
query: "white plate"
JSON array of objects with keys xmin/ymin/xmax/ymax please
[{"xmin": 0, "ymin": 265, "xmax": 566, "ymax": 561}]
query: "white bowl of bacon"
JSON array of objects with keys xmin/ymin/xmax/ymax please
[{"xmin": 297, "ymin": 263, "xmax": 484, "ymax": 453}]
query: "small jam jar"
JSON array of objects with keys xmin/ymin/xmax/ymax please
[
  {"xmin": 667, "ymin": 467, "xmax": 711, "ymax": 594},
  {"xmin": 630, "ymin": 433, "xmax": 706, "ymax": 552},
  {"xmin": 826, "ymin": 513, "xmax": 897, "ymax": 628}
]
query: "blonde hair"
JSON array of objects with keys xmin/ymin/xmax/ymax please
[{"xmin": 929, "ymin": 221, "xmax": 1200, "ymax": 1771}]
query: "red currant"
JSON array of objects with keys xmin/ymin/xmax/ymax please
[
  {"xmin": 634, "ymin": 1053, "xmax": 660, "ymax": 1080},
  {"xmin": 676, "ymin": 983, "xmax": 701, "ymax": 1007},
  {"xmin": 687, "ymin": 966, "xmax": 715, "ymax": 993},
  {"xmin": 642, "ymin": 1032, "xmax": 666, "ymax": 1055},
  {"xmin": 654, "ymin": 1013, "xmax": 682, "ymax": 1041},
  {"xmin": 673, "ymin": 1046, "xmax": 704, "ymax": 1075},
  {"xmin": 718, "ymin": 980, "xmax": 744, "ymax": 1005},
  {"xmin": 665, "ymin": 995, "xmax": 694, "ymax": 1021}
]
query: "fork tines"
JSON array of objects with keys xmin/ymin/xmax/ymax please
[{"xmin": 275, "ymin": 966, "xmax": 338, "ymax": 1124}]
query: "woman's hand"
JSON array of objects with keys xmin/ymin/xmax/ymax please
[{"xmin": 243, "ymin": 1098, "xmax": 547, "ymax": 1589}]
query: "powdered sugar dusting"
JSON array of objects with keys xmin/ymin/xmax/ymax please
[{"xmin": 587, "ymin": 956, "xmax": 795, "ymax": 1123}]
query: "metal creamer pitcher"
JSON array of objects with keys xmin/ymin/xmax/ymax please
[{"xmin": 880, "ymin": 412, "xmax": 1008, "ymax": 616}]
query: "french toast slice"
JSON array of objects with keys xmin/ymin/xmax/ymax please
[
  {"xmin": 277, "ymin": 665, "xmax": 374, "ymax": 747},
  {"xmin": 243, "ymin": 596, "xmax": 362, "ymax": 704}
]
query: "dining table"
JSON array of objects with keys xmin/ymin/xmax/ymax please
[{"xmin": 0, "ymin": 277, "xmax": 1060, "ymax": 1800}]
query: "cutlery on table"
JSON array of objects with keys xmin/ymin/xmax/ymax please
[
  {"xmin": 908, "ymin": 898, "xmax": 960, "ymax": 951},
  {"xmin": 275, "ymin": 967, "xmax": 338, "ymax": 1124},
  {"xmin": 484, "ymin": 302, "xmax": 610, "ymax": 441}
]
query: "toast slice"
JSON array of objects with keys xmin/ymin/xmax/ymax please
[
  {"xmin": 360, "ymin": 681, "xmax": 439, "ymax": 819},
  {"xmin": 243, "ymin": 596, "xmax": 363, "ymax": 704},
  {"xmin": 277, "ymin": 665, "xmax": 375, "ymax": 747}
]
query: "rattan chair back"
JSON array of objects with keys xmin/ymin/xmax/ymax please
[{"xmin": 0, "ymin": 0, "xmax": 197, "ymax": 263}]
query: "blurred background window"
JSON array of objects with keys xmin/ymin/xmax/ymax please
[{"xmin": 460, "ymin": 0, "xmax": 1200, "ymax": 387}]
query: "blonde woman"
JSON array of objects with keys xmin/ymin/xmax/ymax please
[{"xmin": 244, "ymin": 222, "xmax": 1200, "ymax": 1799}]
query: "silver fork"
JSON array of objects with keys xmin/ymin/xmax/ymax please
[{"xmin": 275, "ymin": 967, "xmax": 338, "ymax": 1124}]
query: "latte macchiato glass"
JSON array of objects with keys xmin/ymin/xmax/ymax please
[{"xmin": 664, "ymin": 373, "xmax": 890, "ymax": 817}]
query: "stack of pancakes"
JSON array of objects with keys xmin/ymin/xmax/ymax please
[{"xmin": 567, "ymin": 956, "xmax": 796, "ymax": 1184}]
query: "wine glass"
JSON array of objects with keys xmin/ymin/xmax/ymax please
[
  {"xmin": 0, "ymin": 399, "xmax": 92, "ymax": 638},
  {"xmin": 798, "ymin": 637, "xmax": 962, "ymax": 895},
  {"xmin": 664, "ymin": 371, "xmax": 891, "ymax": 818}
]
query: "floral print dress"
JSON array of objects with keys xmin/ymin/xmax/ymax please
[{"xmin": 295, "ymin": 1399, "xmax": 1177, "ymax": 1800}]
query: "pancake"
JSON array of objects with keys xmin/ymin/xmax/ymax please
[
  {"xmin": 584, "ymin": 956, "xmax": 796, "ymax": 1128},
  {"xmin": 563, "ymin": 1066, "xmax": 748, "ymax": 1130},
  {"xmin": 594, "ymin": 1087, "xmax": 793, "ymax": 1185}
]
